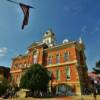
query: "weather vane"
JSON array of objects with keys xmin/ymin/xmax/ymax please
[{"xmin": 7, "ymin": 0, "xmax": 35, "ymax": 30}]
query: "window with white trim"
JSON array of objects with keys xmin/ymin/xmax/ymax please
[
  {"xmin": 56, "ymin": 54, "xmax": 60, "ymax": 63},
  {"xmin": 56, "ymin": 69, "xmax": 60, "ymax": 80},
  {"xmin": 48, "ymin": 56, "xmax": 52, "ymax": 65},
  {"xmin": 33, "ymin": 50, "xmax": 38, "ymax": 64},
  {"xmin": 66, "ymin": 66, "xmax": 70, "ymax": 80},
  {"xmin": 64, "ymin": 52, "xmax": 69, "ymax": 61}
]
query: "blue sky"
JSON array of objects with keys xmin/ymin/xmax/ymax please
[{"xmin": 0, "ymin": 0, "xmax": 100, "ymax": 71}]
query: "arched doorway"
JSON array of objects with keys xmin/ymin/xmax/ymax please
[{"xmin": 56, "ymin": 83, "xmax": 72, "ymax": 96}]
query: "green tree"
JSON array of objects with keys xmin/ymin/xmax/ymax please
[
  {"xmin": 20, "ymin": 64, "xmax": 50, "ymax": 94},
  {"xmin": 0, "ymin": 78, "xmax": 10, "ymax": 96},
  {"xmin": 93, "ymin": 60, "xmax": 100, "ymax": 74}
]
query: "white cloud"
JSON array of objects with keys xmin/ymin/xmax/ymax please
[{"xmin": 0, "ymin": 47, "xmax": 8, "ymax": 57}]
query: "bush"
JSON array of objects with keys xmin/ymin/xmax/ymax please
[{"xmin": 0, "ymin": 79, "xmax": 10, "ymax": 96}]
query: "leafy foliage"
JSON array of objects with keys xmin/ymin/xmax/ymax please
[
  {"xmin": 96, "ymin": 60, "xmax": 100, "ymax": 68},
  {"xmin": 93, "ymin": 60, "xmax": 100, "ymax": 74},
  {"xmin": 20, "ymin": 64, "xmax": 50, "ymax": 92},
  {"xmin": 0, "ymin": 78, "xmax": 10, "ymax": 96}
]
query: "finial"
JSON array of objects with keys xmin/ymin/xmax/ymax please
[
  {"xmin": 79, "ymin": 37, "xmax": 83, "ymax": 44},
  {"xmin": 47, "ymin": 27, "xmax": 53, "ymax": 33}
]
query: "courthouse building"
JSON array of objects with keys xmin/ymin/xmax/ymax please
[{"xmin": 10, "ymin": 29, "xmax": 88, "ymax": 95}]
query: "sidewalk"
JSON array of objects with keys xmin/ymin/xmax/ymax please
[
  {"xmin": 0, "ymin": 95, "xmax": 100, "ymax": 100},
  {"xmin": 73, "ymin": 95, "xmax": 100, "ymax": 100}
]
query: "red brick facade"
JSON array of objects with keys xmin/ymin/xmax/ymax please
[{"xmin": 10, "ymin": 29, "xmax": 88, "ymax": 95}]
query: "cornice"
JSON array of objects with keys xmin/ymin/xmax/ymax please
[
  {"xmin": 10, "ymin": 69, "xmax": 22, "ymax": 73},
  {"xmin": 46, "ymin": 60, "xmax": 78, "ymax": 68}
]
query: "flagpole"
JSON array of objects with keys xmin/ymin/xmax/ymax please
[
  {"xmin": 7, "ymin": 0, "xmax": 19, "ymax": 5},
  {"xmin": 7, "ymin": 0, "xmax": 35, "ymax": 8}
]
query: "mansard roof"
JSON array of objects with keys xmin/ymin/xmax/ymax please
[
  {"xmin": 12, "ymin": 53, "xmax": 28, "ymax": 60},
  {"xmin": 28, "ymin": 42, "xmax": 48, "ymax": 50},
  {"xmin": 28, "ymin": 42, "xmax": 39, "ymax": 49},
  {"xmin": 44, "ymin": 40, "xmax": 78, "ymax": 51}
]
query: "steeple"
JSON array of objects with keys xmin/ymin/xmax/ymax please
[
  {"xmin": 42, "ymin": 28, "xmax": 56, "ymax": 47},
  {"xmin": 79, "ymin": 37, "xmax": 83, "ymax": 44},
  {"xmin": 78, "ymin": 37, "xmax": 85, "ymax": 49}
]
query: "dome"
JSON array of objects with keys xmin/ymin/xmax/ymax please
[{"xmin": 63, "ymin": 39, "xmax": 69, "ymax": 44}]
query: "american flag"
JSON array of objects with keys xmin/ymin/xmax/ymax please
[
  {"xmin": 19, "ymin": 3, "xmax": 29, "ymax": 29},
  {"xmin": 7, "ymin": 0, "xmax": 34, "ymax": 29}
]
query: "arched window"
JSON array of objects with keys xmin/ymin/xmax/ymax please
[{"xmin": 33, "ymin": 50, "xmax": 38, "ymax": 64}]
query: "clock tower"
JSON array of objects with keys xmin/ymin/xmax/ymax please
[{"xmin": 42, "ymin": 29, "xmax": 56, "ymax": 47}]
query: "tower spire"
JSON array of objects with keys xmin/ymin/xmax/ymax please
[{"xmin": 79, "ymin": 37, "xmax": 83, "ymax": 44}]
